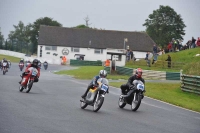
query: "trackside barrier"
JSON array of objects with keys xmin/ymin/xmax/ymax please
[
  {"xmin": 104, "ymin": 66, "xmax": 180, "ymax": 80},
  {"xmin": 116, "ymin": 66, "xmax": 133, "ymax": 76},
  {"xmin": 181, "ymin": 74, "xmax": 200, "ymax": 95},
  {"xmin": 70, "ymin": 59, "xmax": 102, "ymax": 66}
]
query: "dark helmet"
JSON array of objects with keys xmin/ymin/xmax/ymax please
[
  {"xmin": 135, "ymin": 68, "xmax": 143, "ymax": 78},
  {"xmin": 99, "ymin": 70, "xmax": 107, "ymax": 78},
  {"xmin": 32, "ymin": 59, "xmax": 39, "ymax": 67}
]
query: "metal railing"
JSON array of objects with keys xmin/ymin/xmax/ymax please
[{"xmin": 181, "ymin": 74, "xmax": 200, "ymax": 95}]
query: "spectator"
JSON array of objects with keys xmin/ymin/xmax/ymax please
[
  {"xmin": 186, "ymin": 40, "xmax": 191, "ymax": 49},
  {"xmin": 152, "ymin": 44, "xmax": 158, "ymax": 64},
  {"xmin": 147, "ymin": 52, "xmax": 153, "ymax": 67},
  {"xmin": 130, "ymin": 50, "xmax": 133, "ymax": 60},
  {"xmin": 165, "ymin": 55, "xmax": 171, "ymax": 68},
  {"xmin": 172, "ymin": 39, "xmax": 178, "ymax": 52},
  {"xmin": 192, "ymin": 37, "xmax": 196, "ymax": 48},
  {"xmin": 196, "ymin": 37, "xmax": 200, "ymax": 47},
  {"xmin": 167, "ymin": 42, "xmax": 172, "ymax": 52},
  {"xmin": 145, "ymin": 52, "xmax": 148, "ymax": 60},
  {"xmin": 126, "ymin": 49, "xmax": 130, "ymax": 61}
]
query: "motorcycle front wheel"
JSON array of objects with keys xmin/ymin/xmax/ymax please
[
  {"xmin": 118, "ymin": 96, "xmax": 126, "ymax": 108},
  {"xmin": 80, "ymin": 98, "xmax": 88, "ymax": 109},
  {"xmin": 93, "ymin": 96, "xmax": 104, "ymax": 112},
  {"xmin": 19, "ymin": 85, "xmax": 24, "ymax": 92},
  {"xmin": 26, "ymin": 80, "xmax": 33, "ymax": 93},
  {"xmin": 131, "ymin": 92, "xmax": 142, "ymax": 111}
]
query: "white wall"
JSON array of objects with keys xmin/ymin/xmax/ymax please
[
  {"xmin": 0, "ymin": 50, "xmax": 25, "ymax": 59},
  {"xmin": 38, "ymin": 45, "xmax": 127, "ymax": 65}
]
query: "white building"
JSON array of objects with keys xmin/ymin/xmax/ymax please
[{"xmin": 37, "ymin": 26, "xmax": 155, "ymax": 66}]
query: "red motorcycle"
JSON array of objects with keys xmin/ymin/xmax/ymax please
[
  {"xmin": 19, "ymin": 63, "xmax": 24, "ymax": 71},
  {"xmin": 19, "ymin": 67, "xmax": 38, "ymax": 93}
]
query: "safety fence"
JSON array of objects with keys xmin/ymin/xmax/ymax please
[
  {"xmin": 181, "ymin": 75, "xmax": 200, "ymax": 95},
  {"xmin": 131, "ymin": 59, "xmax": 185, "ymax": 70},
  {"xmin": 70, "ymin": 59, "xmax": 102, "ymax": 66},
  {"xmin": 104, "ymin": 66, "xmax": 180, "ymax": 80}
]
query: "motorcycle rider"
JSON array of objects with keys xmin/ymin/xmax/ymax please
[
  {"xmin": 120, "ymin": 68, "xmax": 145, "ymax": 97},
  {"xmin": 19, "ymin": 59, "xmax": 41, "ymax": 84},
  {"xmin": 81, "ymin": 70, "xmax": 108, "ymax": 98},
  {"xmin": 43, "ymin": 61, "xmax": 48, "ymax": 69},
  {"xmin": 19, "ymin": 59, "xmax": 24, "ymax": 66},
  {"xmin": 2, "ymin": 59, "xmax": 9, "ymax": 72}
]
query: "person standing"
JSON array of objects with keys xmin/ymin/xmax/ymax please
[
  {"xmin": 165, "ymin": 55, "xmax": 171, "ymax": 68},
  {"xmin": 196, "ymin": 37, "xmax": 200, "ymax": 47},
  {"xmin": 152, "ymin": 44, "xmax": 158, "ymax": 64},
  {"xmin": 130, "ymin": 50, "xmax": 133, "ymax": 61},
  {"xmin": 191, "ymin": 37, "xmax": 196, "ymax": 48}
]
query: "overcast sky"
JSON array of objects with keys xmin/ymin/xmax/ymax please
[{"xmin": 0, "ymin": 0, "xmax": 199, "ymax": 44}]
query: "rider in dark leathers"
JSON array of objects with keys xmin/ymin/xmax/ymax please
[{"xmin": 120, "ymin": 68, "xmax": 145, "ymax": 98}]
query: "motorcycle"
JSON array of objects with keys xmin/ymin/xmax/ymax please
[
  {"xmin": 19, "ymin": 67, "xmax": 38, "ymax": 93},
  {"xmin": 19, "ymin": 63, "xmax": 24, "ymax": 71},
  {"xmin": 80, "ymin": 78, "xmax": 109, "ymax": 112},
  {"xmin": 43, "ymin": 62, "xmax": 48, "ymax": 70},
  {"xmin": 2, "ymin": 62, "xmax": 8, "ymax": 75},
  {"xmin": 118, "ymin": 80, "xmax": 145, "ymax": 111}
]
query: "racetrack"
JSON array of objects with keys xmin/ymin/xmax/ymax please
[{"xmin": 0, "ymin": 63, "xmax": 199, "ymax": 133}]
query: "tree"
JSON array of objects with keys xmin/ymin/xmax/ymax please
[
  {"xmin": 8, "ymin": 21, "xmax": 31, "ymax": 52},
  {"xmin": 74, "ymin": 24, "xmax": 90, "ymax": 29},
  {"xmin": 30, "ymin": 17, "xmax": 62, "ymax": 54},
  {"xmin": 0, "ymin": 29, "xmax": 4, "ymax": 49},
  {"xmin": 143, "ymin": 5, "xmax": 186, "ymax": 47}
]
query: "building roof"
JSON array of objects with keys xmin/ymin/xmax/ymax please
[{"xmin": 38, "ymin": 25, "xmax": 155, "ymax": 52}]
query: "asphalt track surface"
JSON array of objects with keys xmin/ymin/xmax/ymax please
[{"xmin": 0, "ymin": 63, "xmax": 199, "ymax": 133}]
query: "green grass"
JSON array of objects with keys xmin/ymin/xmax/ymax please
[
  {"xmin": 0, "ymin": 54, "xmax": 21, "ymax": 63},
  {"xmin": 109, "ymin": 82, "xmax": 200, "ymax": 112},
  {"xmin": 55, "ymin": 66, "xmax": 129, "ymax": 80},
  {"xmin": 126, "ymin": 47, "xmax": 200, "ymax": 75}
]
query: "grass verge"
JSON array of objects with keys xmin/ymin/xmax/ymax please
[
  {"xmin": 109, "ymin": 82, "xmax": 200, "ymax": 112},
  {"xmin": 0, "ymin": 54, "xmax": 21, "ymax": 63},
  {"xmin": 55, "ymin": 66, "xmax": 129, "ymax": 80}
]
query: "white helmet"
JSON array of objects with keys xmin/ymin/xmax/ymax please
[{"xmin": 99, "ymin": 70, "xmax": 107, "ymax": 78}]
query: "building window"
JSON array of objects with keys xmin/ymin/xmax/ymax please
[
  {"xmin": 94, "ymin": 49, "xmax": 103, "ymax": 54},
  {"xmin": 45, "ymin": 46, "xmax": 57, "ymax": 51},
  {"xmin": 71, "ymin": 47, "xmax": 80, "ymax": 52}
]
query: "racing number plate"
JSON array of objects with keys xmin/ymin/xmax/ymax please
[
  {"xmin": 32, "ymin": 70, "xmax": 37, "ymax": 76},
  {"xmin": 101, "ymin": 84, "xmax": 108, "ymax": 92},
  {"xmin": 137, "ymin": 84, "xmax": 144, "ymax": 91}
]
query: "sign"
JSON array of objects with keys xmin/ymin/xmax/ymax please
[{"xmin": 62, "ymin": 48, "xmax": 69, "ymax": 55}]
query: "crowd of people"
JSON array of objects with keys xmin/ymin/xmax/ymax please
[{"xmin": 165, "ymin": 37, "xmax": 200, "ymax": 53}]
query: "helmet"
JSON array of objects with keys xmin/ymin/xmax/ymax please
[
  {"xmin": 135, "ymin": 68, "xmax": 142, "ymax": 78},
  {"xmin": 99, "ymin": 70, "xmax": 107, "ymax": 78},
  {"xmin": 32, "ymin": 59, "xmax": 39, "ymax": 67}
]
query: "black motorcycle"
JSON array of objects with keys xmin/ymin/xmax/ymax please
[
  {"xmin": 118, "ymin": 80, "xmax": 145, "ymax": 111},
  {"xmin": 43, "ymin": 62, "xmax": 48, "ymax": 70},
  {"xmin": 80, "ymin": 78, "xmax": 109, "ymax": 112}
]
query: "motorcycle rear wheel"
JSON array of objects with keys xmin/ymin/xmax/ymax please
[
  {"xmin": 26, "ymin": 81, "xmax": 33, "ymax": 93},
  {"xmin": 93, "ymin": 96, "xmax": 104, "ymax": 112},
  {"xmin": 131, "ymin": 92, "xmax": 142, "ymax": 111}
]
